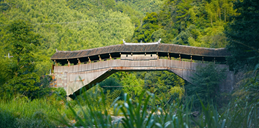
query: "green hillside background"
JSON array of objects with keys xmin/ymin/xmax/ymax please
[
  {"xmin": 0, "ymin": 0, "xmax": 237, "ymax": 100},
  {"xmin": 1, "ymin": 0, "xmax": 259, "ymax": 127}
]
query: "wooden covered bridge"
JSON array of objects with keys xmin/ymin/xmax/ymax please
[{"xmin": 51, "ymin": 41, "xmax": 234, "ymax": 98}]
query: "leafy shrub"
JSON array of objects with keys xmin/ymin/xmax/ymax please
[
  {"xmin": 229, "ymin": 65, "xmax": 259, "ymax": 128},
  {"xmin": 52, "ymin": 87, "xmax": 66, "ymax": 101},
  {"xmin": 59, "ymin": 85, "xmax": 114, "ymax": 127},
  {"xmin": 0, "ymin": 109, "xmax": 17, "ymax": 128},
  {"xmin": 15, "ymin": 116, "xmax": 55, "ymax": 128}
]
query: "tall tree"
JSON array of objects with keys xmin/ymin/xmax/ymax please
[
  {"xmin": 131, "ymin": 12, "xmax": 161, "ymax": 42},
  {"xmin": 186, "ymin": 63, "xmax": 226, "ymax": 110},
  {"xmin": 225, "ymin": 0, "xmax": 259, "ymax": 70},
  {"xmin": 3, "ymin": 20, "xmax": 42, "ymax": 97}
]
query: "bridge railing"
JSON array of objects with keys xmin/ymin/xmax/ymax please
[{"xmin": 54, "ymin": 59, "xmax": 229, "ymax": 74}]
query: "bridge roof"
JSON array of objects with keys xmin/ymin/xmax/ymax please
[{"xmin": 51, "ymin": 43, "xmax": 231, "ymax": 60}]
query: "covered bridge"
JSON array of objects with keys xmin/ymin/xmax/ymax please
[{"xmin": 51, "ymin": 42, "xmax": 233, "ymax": 98}]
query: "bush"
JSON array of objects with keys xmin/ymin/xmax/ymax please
[
  {"xmin": 52, "ymin": 87, "xmax": 66, "ymax": 101},
  {"xmin": 0, "ymin": 109, "xmax": 17, "ymax": 128}
]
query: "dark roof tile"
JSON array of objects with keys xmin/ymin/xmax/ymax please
[{"xmin": 51, "ymin": 43, "xmax": 230, "ymax": 60}]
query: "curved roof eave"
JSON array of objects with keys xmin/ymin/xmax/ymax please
[{"xmin": 51, "ymin": 43, "xmax": 231, "ymax": 60}]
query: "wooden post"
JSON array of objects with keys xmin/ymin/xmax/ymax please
[
  {"xmin": 214, "ymin": 57, "xmax": 216, "ymax": 64},
  {"xmin": 98, "ymin": 55, "xmax": 101, "ymax": 61},
  {"xmin": 88, "ymin": 57, "xmax": 91, "ymax": 63},
  {"xmin": 168, "ymin": 53, "xmax": 170, "ymax": 60},
  {"xmin": 109, "ymin": 53, "xmax": 112, "ymax": 59},
  {"xmin": 202, "ymin": 57, "xmax": 204, "ymax": 63},
  {"xmin": 67, "ymin": 59, "xmax": 70, "ymax": 66},
  {"xmin": 179, "ymin": 54, "xmax": 181, "ymax": 61},
  {"xmin": 145, "ymin": 52, "xmax": 146, "ymax": 56},
  {"xmin": 157, "ymin": 52, "xmax": 159, "ymax": 60},
  {"xmin": 51, "ymin": 64, "xmax": 54, "ymax": 73},
  {"xmin": 131, "ymin": 53, "xmax": 133, "ymax": 56},
  {"xmin": 77, "ymin": 58, "xmax": 81, "ymax": 65},
  {"xmin": 190, "ymin": 55, "xmax": 192, "ymax": 62},
  {"xmin": 54, "ymin": 60, "xmax": 57, "ymax": 66}
]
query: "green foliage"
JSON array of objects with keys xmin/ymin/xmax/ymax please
[
  {"xmin": 100, "ymin": 76, "xmax": 122, "ymax": 92},
  {"xmin": 229, "ymin": 65, "xmax": 259, "ymax": 127},
  {"xmin": 121, "ymin": 73, "xmax": 145, "ymax": 97},
  {"xmin": 244, "ymin": 66, "xmax": 259, "ymax": 103},
  {"xmin": 2, "ymin": 20, "xmax": 42, "ymax": 98},
  {"xmin": 61, "ymin": 89, "xmax": 192, "ymax": 128},
  {"xmin": 233, "ymin": 65, "xmax": 259, "ymax": 103},
  {"xmin": 119, "ymin": 92, "xmax": 157, "ymax": 128},
  {"xmin": 131, "ymin": 0, "xmax": 236, "ymax": 48},
  {"xmin": 131, "ymin": 12, "xmax": 161, "ymax": 42},
  {"xmin": 186, "ymin": 63, "xmax": 226, "ymax": 110},
  {"xmin": 192, "ymin": 102, "xmax": 227, "ymax": 128},
  {"xmin": 143, "ymin": 71, "xmax": 185, "ymax": 104},
  {"xmin": 1, "ymin": 86, "xmax": 258, "ymax": 128},
  {"xmin": 103, "ymin": 71, "xmax": 185, "ymax": 105},
  {"xmin": 225, "ymin": 0, "xmax": 259, "ymax": 71},
  {"xmin": 61, "ymin": 86, "xmax": 114, "ymax": 127},
  {"xmin": 0, "ymin": 0, "xmax": 154, "ymax": 75},
  {"xmin": 52, "ymin": 87, "xmax": 66, "ymax": 100},
  {"xmin": 0, "ymin": 57, "xmax": 11, "ymax": 86},
  {"xmin": 116, "ymin": 0, "xmax": 164, "ymax": 14},
  {"xmin": 0, "ymin": 110, "xmax": 16, "ymax": 128},
  {"xmin": 0, "ymin": 95, "xmax": 62, "ymax": 127},
  {"xmin": 0, "ymin": 0, "xmax": 258, "ymax": 127}
]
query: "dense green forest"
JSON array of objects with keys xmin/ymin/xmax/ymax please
[
  {"xmin": 0, "ymin": 0, "xmax": 238, "ymax": 96},
  {"xmin": 0, "ymin": 0, "xmax": 259, "ymax": 127}
]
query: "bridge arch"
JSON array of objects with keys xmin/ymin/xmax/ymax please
[{"xmin": 51, "ymin": 43, "xmax": 233, "ymax": 97}]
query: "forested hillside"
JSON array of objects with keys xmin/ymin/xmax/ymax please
[
  {"xmin": 0, "ymin": 0, "xmax": 238, "ymax": 99},
  {"xmin": 0, "ymin": 0, "xmax": 163, "ymax": 75},
  {"xmin": 131, "ymin": 0, "xmax": 236, "ymax": 48},
  {"xmin": 1, "ymin": 0, "xmax": 259, "ymax": 127}
]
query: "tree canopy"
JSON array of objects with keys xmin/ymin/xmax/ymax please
[
  {"xmin": 2, "ymin": 20, "xmax": 42, "ymax": 97},
  {"xmin": 1, "ymin": 0, "xmax": 257, "ymax": 102},
  {"xmin": 225, "ymin": 0, "xmax": 259, "ymax": 70}
]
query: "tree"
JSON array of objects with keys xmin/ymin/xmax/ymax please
[
  {"xmin": 121, "ymin": 73, "xmax": 144, "ymax": 98},
  {"xmin": 186, "ymin": 63, "xmax": 226, "ymax": 110},
  {"xmin": 3, "ymin": 20, "xmax": 42, "ymax": 98},
  {"xmin": 143, "ymin": 71, "xmax": 185, "ymax": 105},
  {"xmin": 99, "ymin": 77, "xmax": 122, "ymax": 94},
  {"xmin": 131, "ymin": 12, "xmax": 161, "ymax": 42},
  {"xmin": 0, "ymin": 56, "xmax": 10, "ymax": 86},
  {"xmin": 225, "ymin": 0, "xmax": 259, "ymax": 71}
]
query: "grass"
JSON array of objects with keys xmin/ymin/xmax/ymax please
[
  {"xmin": 0, "ymin": 86, "xmax": 258, "ymax": 128},
  {"xmin": 62, "ymin": 87, "xmax": 258, "ymax": 128},
  {"xmin": 0, "ymin": 94, "xmax": 75, "ymax": 127}
]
